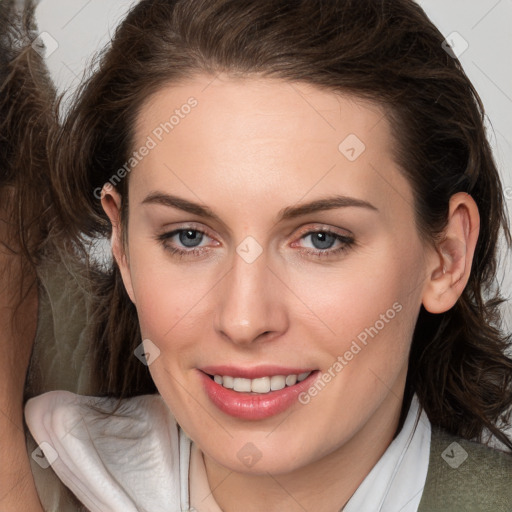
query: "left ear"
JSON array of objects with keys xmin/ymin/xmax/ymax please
[{"xmin": 422, "ymin": 192, "xmax": 480, "ymax": 314}]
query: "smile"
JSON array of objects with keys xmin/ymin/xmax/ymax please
[
  {"xmin": 211, "ymin": 372, "xmax": 312, "ymax": 393},
  {"xmin": 199, "ymin": 367, "xmax": 319, "ymax": 420}
]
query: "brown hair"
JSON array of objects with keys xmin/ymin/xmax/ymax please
[
  {"xmin": 49, "ymin": 0, "xmax": 512, "ymax": 449},
  {"xmin": 0, "ymin": 0, "xmax": 58, "ymax": 304}
]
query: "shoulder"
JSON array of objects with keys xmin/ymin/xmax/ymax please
[
  {"xmin": 26, "ymin": 389, "xmax": 172, "ymax": 430},
  {"xmin": 25, "ymin": 391, "xmax": 186, "ymax": 512},
  {"xmin": 418, "ymin": 425, "xmax": 512, "ymax": 511},
  {"xmin": 26, "ymin": 258, "xmax": 98, "ymax": 396},
  {"xmin": 25, "ymin": 390, "xmax": 181, "ymax": 455}
]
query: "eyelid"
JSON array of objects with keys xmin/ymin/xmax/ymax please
[
  {"xmin": 292, "ymin": 223, "xmax": 354, "ymax": 241},
  {"xmin": 289, "ymin": 228, "xmax": 354, "ymax": 255},
  {"xmin": 158, "ymin": 223, "xmax": 218, "ymax": 242}
]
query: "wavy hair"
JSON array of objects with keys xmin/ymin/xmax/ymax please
[{"xmin": 47, "ymin": 0, "xmax": 512, "ymax": 449}]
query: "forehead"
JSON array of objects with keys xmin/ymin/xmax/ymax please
[
  {"xmin": 135, "ymin": 73, "xmax": 388, "ymax": 153},
  {"xmin": 130, "ymin": 73, "xmax": 414, "ymax": 223}
]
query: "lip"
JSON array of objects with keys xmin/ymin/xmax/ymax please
[
  {"xmin": 198, "ymin": 368, "xmax": 319, "ymax": 420},
  {"xmin": 200, "ymin": 365, "xmax": 316, "ymax": 379}
]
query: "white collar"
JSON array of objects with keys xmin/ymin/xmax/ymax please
[
  {"xmin": 25, "ymin": 391, "xmax": 190, "ymax": 512},
  {"xmin": 342, "ymin": 394, "xmax": 431, "ymax": 512},
  {"xmin": 25, "ymin": 391, "xmax": 430, "ymax": 512}
]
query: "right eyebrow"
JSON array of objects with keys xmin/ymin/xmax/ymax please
[{"xmin": 141, "ymin": 192, "xmax": 223, "ymax": 223}]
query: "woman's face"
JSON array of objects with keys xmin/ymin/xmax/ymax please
[{"xmin": 106, "ymin": 73, "xmax": 436, "ymax": 475}]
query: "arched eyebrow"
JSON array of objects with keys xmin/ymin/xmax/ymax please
[
  {"xmin": 279, "ymin": 196, "xmax": 378, "ymax": 219},
  {"xmin": 141, "ymin": 192, "xmax": 378, "ymax": 223}
]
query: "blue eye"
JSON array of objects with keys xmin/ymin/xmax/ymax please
[
  {"xmin": 156, "ymin": 227, "xmax": 354, "ymax": 260},
  {"xmin": 177, "ymin": 229, "xmax": 205, "ymax": 248},
  {"xmin": 306, "ymin": 231, "xmax": 337, "ymax": 250},
  {"xmin": 295, "ymin": 230, "xmax": 354, "ymax": 258},
  {"xmin": 157, "ymin": 228, "xmax": 210, "ymax": 257}
]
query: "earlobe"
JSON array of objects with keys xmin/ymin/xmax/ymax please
[
  {"xmin": 422, "ymin": 192, "xmax": 480, "ymax": 314},
  {"xmin": 100, "ymin": 184, "xmax": 137, "ymax": 304}
]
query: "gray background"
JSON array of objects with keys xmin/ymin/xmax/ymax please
[{"xmin": 34, "ymin": 0, "xmax": 512, "ymax": 331}]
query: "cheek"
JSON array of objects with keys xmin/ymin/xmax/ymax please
[
  {"xmin": 290, "ymin": 243, "xmax": 423, "ymax": 355},
  {"xmin": 127, "ymin": 247, "xmax": 215, "ymax": 353}
]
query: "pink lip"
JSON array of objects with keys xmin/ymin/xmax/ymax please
[
  {"xmin": 200, "ymin": 365, "xmax": 315, "ymax": 379},
  {"xmin": 198, "ymin": 368, "xmax": 319, "ymax": 420}
]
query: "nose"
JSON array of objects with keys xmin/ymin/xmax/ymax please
[{"xmin": 213, "ymin": 246, "xmax": 288, "ymax": 346}]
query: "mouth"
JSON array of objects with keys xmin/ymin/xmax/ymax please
[{"xmin": 198, "ymin": 367, "xmax": 320, "ymax": 420}]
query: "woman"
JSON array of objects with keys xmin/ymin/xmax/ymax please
[
  {"xmin": 0, "ymin": 1, "xmax": 54, "ymax": 510},
  {"xmin": 4, "ymin": 0, "xmax": 512, "ymax": 510},
  {"xmin": 0, "ymin": 2, "xmax": 95, "ymax": 510}
]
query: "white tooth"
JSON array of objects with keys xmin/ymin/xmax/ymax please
[
  {"xmin": 223, "ymin": 376, "xmax": 234, "ymax": 389},
  {"xmin": 297, "ymin": 372, "xmax": 311, "ymax": 382},
  {"xmin": 285, "ymin": 374, "xmax": 297, "ymax": 386},
  {"xmin": 251, "ymin": 377, "xmax": 271, "ymax": 393},
  {"xmin": 233, "ymin": 377, "xmax": 252, "ymax": 392},
  {"xmin": 213, "ymin": 375, "xmax": 223, "ymax": 385},
  {"xmin": 270, "ymin": 375, "xmax": 286, "ymax": 391}
]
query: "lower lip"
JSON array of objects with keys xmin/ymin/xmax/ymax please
[{"xmin": 199, "ymin": 370, "xmax": 319, "ymax": 420}]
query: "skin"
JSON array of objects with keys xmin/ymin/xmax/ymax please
[
  {"xmin": 0, "ymin": 187, "xmax": 43, "ymax": 512},
  {"xmin": 102, "ymin": 73, "xmax": 479, "ymax": 512}
]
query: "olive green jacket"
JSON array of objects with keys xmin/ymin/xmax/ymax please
[
  {"xmin": 418, "ymin": 427, "xmax": 512, "ymax": 511},
  {"xmin": 25, "ymin": 260, "xmax": 512, "ymax": 511}
]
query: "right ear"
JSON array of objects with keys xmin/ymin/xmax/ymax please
[{"xmin": 100, "ymin": 184, "xmax": 136, "ymax": 304}]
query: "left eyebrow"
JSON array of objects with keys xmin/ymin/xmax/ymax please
[
  {"xmin": 278, "ymin": 195, "xmax": 378, "ymax": 221},
  {"xmin": 141, "ymin": 192, "xmax": 378, "ymax": 223}
]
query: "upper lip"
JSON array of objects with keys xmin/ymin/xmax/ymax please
[{"xmin": 200, "ymin": 365, "xmax": 316, "ymax": 379}]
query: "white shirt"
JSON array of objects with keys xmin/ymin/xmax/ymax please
[{"xmin": 25, "ymin": 391, "xmax": 431, "ymax": 512}]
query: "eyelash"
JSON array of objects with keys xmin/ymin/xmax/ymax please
[{"xmin": 156, "ymin": 226, "xmax": 355, "ymax": 260}]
